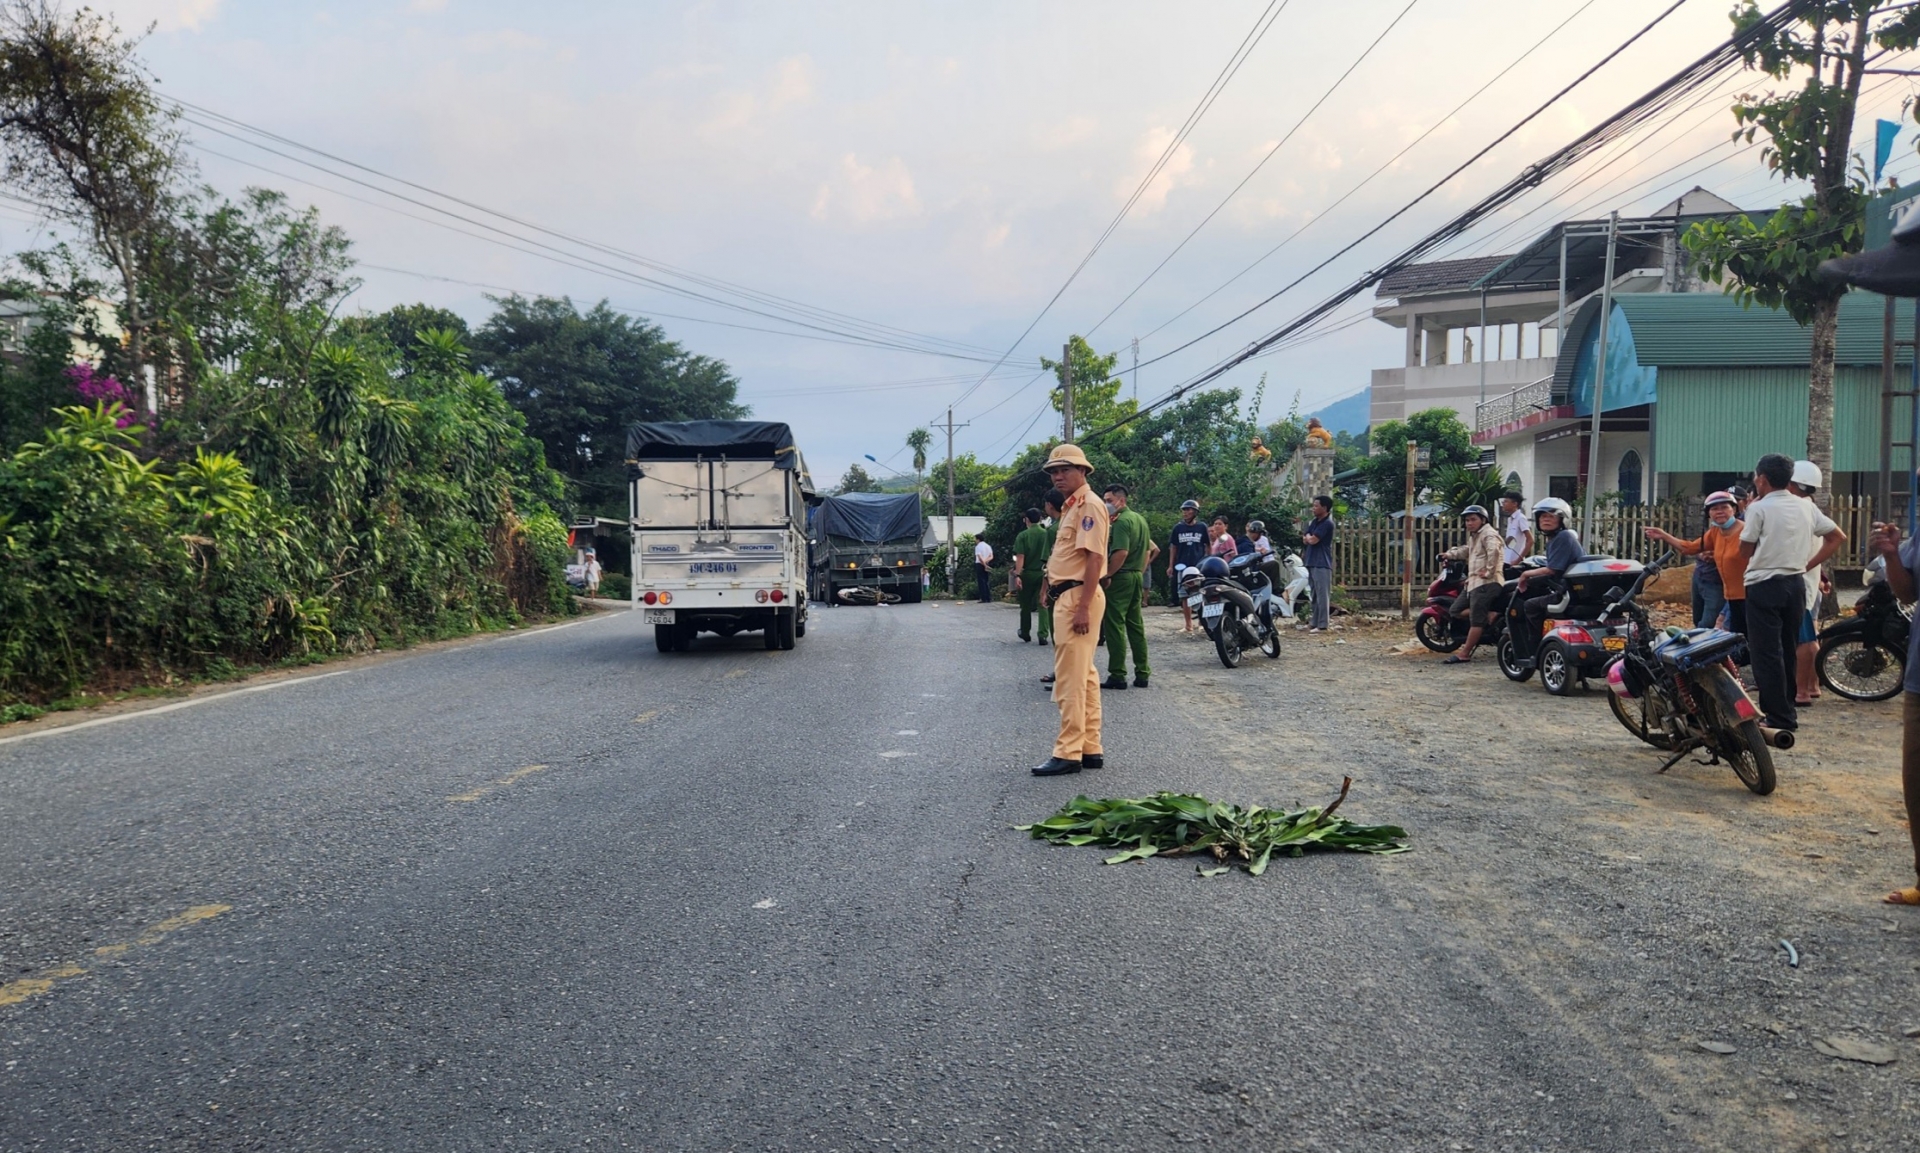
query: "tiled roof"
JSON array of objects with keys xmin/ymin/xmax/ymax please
[{"xmin": 1374, "ymin": 256, "xmax": 1513, "ymax": 299}]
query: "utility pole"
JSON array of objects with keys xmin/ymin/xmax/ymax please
[
  {"xmin": 1582, "ymin": 210, "xmax": 1619, "ymax": 535},
  {"xmin": 940, "ymin": 407, "xmax": 969, "ymax": 594},
  {"xmin": 1131, "ymin": 337, "xmax": 1139, "ymax": 404},
  {"xmin": 1061, "ymin": 340, "xmax": 1075, "ymax": 442},
  {"xmin": 1401, "ymin": 440, "xmax": 1418, "ymax": 622}
]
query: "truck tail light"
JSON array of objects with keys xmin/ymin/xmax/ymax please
[
  {"xmin": 658, "ymin": 591, "xmax": 672, "ymax": 605},
  {"xmin": 755, "ymin": 589, "xmax": 769, "ymax": 603},
  {"xmin": 770, "ymin": 588, "xmax": 785, "ymax": 603},
  {"xmin": 643, "ymin": 591, "xmax": 658, "ymax": 605}
]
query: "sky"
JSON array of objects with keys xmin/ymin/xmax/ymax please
[{"xmin": 12, "ymin": 0, "xmax": 1920, "ymax": 486}]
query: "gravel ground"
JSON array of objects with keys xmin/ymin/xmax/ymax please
[{"xmin": 0, "ymin": 598, "xmax": 1913, "ymax": 1151}]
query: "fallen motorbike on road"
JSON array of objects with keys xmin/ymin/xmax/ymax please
[
  {"xmin": 1816, "ymin": 558, "xmax": 1911, "ymax": 702},
  {"xmin": 1192, "ymin": 554, "xmax": 1282, "ymax": 668},
  {"xmin": 1602, "ymin": 550, "xmax": 1787, "ymax": 796}
]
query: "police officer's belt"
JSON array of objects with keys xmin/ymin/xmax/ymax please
[{"xmin": 1049, "ymin": 580, "xmax": 1083, "ymax": 599}]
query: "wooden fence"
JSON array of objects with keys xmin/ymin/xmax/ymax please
[{"xmin": 1330, "ymin": 495, "xmax": 1880, "ymax": 592}]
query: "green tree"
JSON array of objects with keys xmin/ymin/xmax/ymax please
[
  {"xmin": 1038, "ymin": 335, "xmax": 1135, "ymax": 437},
  {"xmin": 1362, "ymin": 408, "xmax": 1475, "ymax": 510},
  {"xmin": 905, "ymin": 426, "xmax": 931, "ymax": 487},
  {"xmin": 0, "ymin": 1, "xmax": 187, "ymax": 397},
  {"xmin": 471, "ymin": 295, "xmax": 746, "ymax": 513},
  {"xmin": 835, "ymin": 462, "xmax": 882, "ymax": 494},
  {"xmin": 1684, "ymin": 1, "xmax": 1920, "ymax": 509}
]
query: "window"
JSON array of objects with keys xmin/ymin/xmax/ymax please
[
  {"xmin": 1505, "ymin": 470, "xmax": 1522, "ymax": 492},
  {"xmin": 1617, "ymin": 450, "xmax": 1643, "ymax": 507},
  {"xmin": 1548, "ymin": 475, "xmax": 1578, "ymax": 503}
]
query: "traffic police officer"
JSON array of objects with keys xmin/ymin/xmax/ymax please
[
  {"xmin": 1100, "ymin": 482, "xmax": 1155, "ymax": 689},
  {"xmin": 1034, "ymin": 445, "xmax": 1109, "ymax": 776}
]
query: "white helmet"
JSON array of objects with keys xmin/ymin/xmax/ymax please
[
  {"xmin": 1533, "ymin": 496, "xmax": 1573, "ymax": 533},
  {"xmin": 1791, "ymin": 460, "xmax": 1822, "ymax": 490}
]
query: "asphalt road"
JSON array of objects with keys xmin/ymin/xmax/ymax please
[{"xmin": 2, "ymin": 603, "xmax": 1702, "ymax": 1150}]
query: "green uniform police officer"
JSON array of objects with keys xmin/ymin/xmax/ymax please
[
  {"xmin": 1012, "ymin": 507, "xmax": 1052, "ymax": 644},
  {"xmin": 1100, "ymin": 483, "xmax": 1156, "ymax": 689}
]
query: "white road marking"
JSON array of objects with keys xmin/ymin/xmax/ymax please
[
  {"xmin": 0, "ymin": 614, "xmax": 615, "ymax": 748},
  {"xmin": 753, "ymin": 899, "xmax": 777, "ymax": 910},
  {"xmin": 895, "ymin": 729, "xmax": 919, "ymax": 736}
]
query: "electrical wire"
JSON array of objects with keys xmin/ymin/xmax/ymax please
[
  {"xmin": 1083, "ymin": 0, "xmax": 1424, "ymax": 341},
  {"xmin": 928, "ymin": 0, "xmax": 1294, "ymax": 418},
  {"xmin": 1130, "ymin": 0, "xmax": 1603, "ymax": 348}
]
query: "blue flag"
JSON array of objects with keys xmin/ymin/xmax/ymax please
[{"xmin": 1876, "ymin": 118, "xmax": 1901, "ymax": 182}]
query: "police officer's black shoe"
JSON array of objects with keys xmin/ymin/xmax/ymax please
[
  {"xmin": 1101, "ymin": 676, "xmax": 1128, "ymax": 690},
  {"xmin": 1031, "ymin": 757, "xmax": 1082, "ymax": 776},
  {"xmin": 1132, "ymin": 677, "xmax": 1149, "ymax": 689},
  {"xmin": 1040, "ymin": 673, "xmax": 1056, "ymax": 684},
  {"xmin": 1081, "ymin": 754, "xmax": 1104, "ymax": 769},
  {"xmin": 1018, "ymin": 634, "xmax": 1031, "ymax": 643}
]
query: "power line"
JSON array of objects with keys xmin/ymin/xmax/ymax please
[
  {"xmin": 928, "ymin": 0, "xmax": 1293, "ymax": 418},
  {"xmin": 1131, "ymin": 0, "xmax": 1602, "ymax": 348},
  {"xmin": 1083, "ymin": 0, "xmax": 1425, "ymax": 341},
  {"xmin": 170, "ymin": 99, "xmax": 999, "ymax": 363}
]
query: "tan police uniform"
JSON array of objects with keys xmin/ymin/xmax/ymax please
[{"xmin": 1046, "ymin": 485, "xmax": 1110, "ymax": 761}]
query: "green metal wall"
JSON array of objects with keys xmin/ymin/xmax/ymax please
[{"xmin": 1654, "ymin": 367, "xmax": 1912, "ymax": 474}]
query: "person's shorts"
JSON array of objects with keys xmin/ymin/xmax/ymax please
[
  {"xmin": 1449, "ymin": 584, "xmax": 1501, "ymax": 627},
  {"xmin": 1799, "ymin": 608, "xmax": 1817, "ymax": 645}
]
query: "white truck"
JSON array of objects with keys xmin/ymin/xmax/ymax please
[{"xmin": 626, "ymin": 420, "xmax": 815, "ymax": 653}]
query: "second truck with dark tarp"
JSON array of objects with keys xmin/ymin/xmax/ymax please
[{"xmin": 809, "ymin": 492, "xmax": 925, "ymax": 603}]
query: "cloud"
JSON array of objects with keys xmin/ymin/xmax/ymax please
[
  {"xmin": 811, "ymin": 154, "xmax": 921, "ymax": 224},
  {"xmin": 1035, "ymin": 115, "xmax": 1098, "ymax": 150},
  {"xmin": 767, "ymin": 55, "xmax": 814, "ymax": 110},
  {"xmin": 1120, "ymin": 126, "xmax": 1195, "ymax": 214},
  {"xmin": 111, "ymin": 0, "xmax": 222, "ymax": 32},
  {"xmin": 411, "ymin": 0, "xmax": 450, "ymax": 11}
]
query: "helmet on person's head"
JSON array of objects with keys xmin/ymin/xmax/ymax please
[
  {"xmin": 1703, "ymin": 490, "xmax": 1737, "ymax": 512},
  {"xmin": 1247, "ymin": 520, "xmax": 1265, "ymax": 534},
  {"xmin": 1199, "ymin": 556, "xmax": 1230, "ymax": 579},
  {"xmin": 1461, "ymin": 504, "xmax": 1489, "ymax": 521},
  {"xmin": 1180, "ymin": 499, "xmax": 1200, "ymax": 511},
  {"xmin": 1791, "ymin": 460, "xmax": 1823, "ymax": 490},
  {"xmin": 1532, "ymin": 496, "xmax": 1573, "ymax": 533}
]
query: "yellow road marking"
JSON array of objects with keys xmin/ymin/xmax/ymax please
[
  {"xmin": 0, "ymin": 904, "xmax": 230, "ymax": 1010},
  {"xmin": 633, "ymin": 710, "xmax": 660, "ymax": 724},
  {"xmin": 447, "ymin": 764, "xmax": 548, "ymax": 803}
]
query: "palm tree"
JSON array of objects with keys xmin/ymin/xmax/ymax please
[{"xmin": 906, "ymin": 427, "xmax": 932, "ymax": 491}]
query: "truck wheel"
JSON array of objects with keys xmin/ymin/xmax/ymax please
[
  {"xmin": 777, "ymin": 607, "xmax": 797, "ymax": 650},
  {"xmin": 673, "ymin": 622, "xmax": 693, "ymax": 652},
  {"xmin": 654, "ymin": 624, "xmax": 675, "ymax": 654},
  {"xmin": 795, "ymin": 610, "xmax": 807, "ymax": 639},
  {"xmin": 764, "ymin": 613, "xmax": 782, "ymax": 650}
]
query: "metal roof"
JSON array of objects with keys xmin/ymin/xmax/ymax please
[
  {"xmin": 1605, "ymin": 291, "xmax": 1916, "ymax": 367},
  {"xmin": 1473, "ymin": 210, "xmax": 1765, "ymax": 293},
  {"xmin": 1374, "ymin": 256, "xmax": 1511, "ymax": 299}
]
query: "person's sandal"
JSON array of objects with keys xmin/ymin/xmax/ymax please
[{"xmin": 1442, "ymin": 654, "xmax": 1471, "ymax": 665}]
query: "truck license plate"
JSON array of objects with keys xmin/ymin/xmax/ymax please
[{"xmin": 644, "ymin": 609, "xmax": 676, "ymax": 624}]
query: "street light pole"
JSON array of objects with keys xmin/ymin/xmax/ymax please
[{"xmin": 1582, "ymin": 210, "xmax": 1619, "ymax": 535}]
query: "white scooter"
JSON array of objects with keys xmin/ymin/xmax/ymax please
[{"xmin": 1272, "ymin": 551, "xmax": 1310, "ymax": 619}]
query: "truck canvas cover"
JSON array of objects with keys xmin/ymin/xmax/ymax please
[
  {"xmin": 815, "ymin": 492, "xmax": 922, "ymax": 542},
  {"xmin": 628, "ymin": 420, "xmax": 807, "ymax": 476}
]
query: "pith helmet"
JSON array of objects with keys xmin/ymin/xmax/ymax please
[{"xmin": 1043, "ymin": 443, "xmax": 1094, "ymax": 474}]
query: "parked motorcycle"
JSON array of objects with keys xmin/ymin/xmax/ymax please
[
  {"xmin": 1414, "ymin": 555, "xmax": 1468, "ymax": 653},
  {"xmin": 1601, "ymin": 550, "xmax": 1787, "ymax": 796},
  {"xmin": 1816, "ymin": 558, "xmax": 1911, "ymax": 702},
  {"xmin": 1495, "ymin": 556, "xmax": 1644, "ymax": 695},
  {"xmin": 1194, "ymin": 554, "xmax": 1282, "ymax": 668}
]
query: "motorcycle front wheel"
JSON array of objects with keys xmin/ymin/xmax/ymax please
[
  {"xmin": 1724, "ymin": 718, "xmax": 1777, "ymax": 796},
  {"xmin": 1817, "ymin": 636, "xmax": 1904, "ymax": 702},
  {"xmin": 1496, "ymin": 635, "xmax": 1534, "ymax": 683},
  {"xmin": 1215, "ymin": 613, "xmax": 1243, "ymax": 668},
  {"xmin": 1415, "ymin": 612, "xmax": 1462, "ymax": 654},
  {"xmin": 1259, "ymin": 618, "xmax": 1281, "ymax": 658}
]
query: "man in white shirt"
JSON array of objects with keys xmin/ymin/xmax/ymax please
[
  {"xmin": 1790, "ymin": 461, "xmax": 1841, "ymax": 705},
  {"xmin": 1500, "ymin": 491, "xmax": 1532, "ymax": 573},
  {"xmin": 1739, "ymin": 454, "xmax": 1846, "ymax": 730},
  {"xmin": 973, "ymin": 537, "xmax": 995, "ymax": 603}
]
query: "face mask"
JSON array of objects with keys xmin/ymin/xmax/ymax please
[
  {"xmin": 1709, "ymin": 509, "xmax": 1734, "ymax": 527},
  {"xmin": 1104, "ymin": 502, "xmax": 1118, "ymax": 516}
]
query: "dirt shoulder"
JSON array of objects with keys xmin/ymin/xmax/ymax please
[{"xmin": 1144, "ymin": 604, "xmax": 1918, "ymax": 1151}]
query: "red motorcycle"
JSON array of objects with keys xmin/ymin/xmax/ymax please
[{"xmin": 1414, "ymin": 554, "xmax": 1467, "ymax": 653}]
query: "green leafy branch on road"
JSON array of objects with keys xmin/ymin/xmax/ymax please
[{"xmin": 1017, "ymin": 778, "xmax": 1408, "ymax": 875}]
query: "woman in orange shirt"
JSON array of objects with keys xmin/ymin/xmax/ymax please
[{"xmin": 1645, "ymin": 490, "xmax": 1747, "ymax": 632}]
